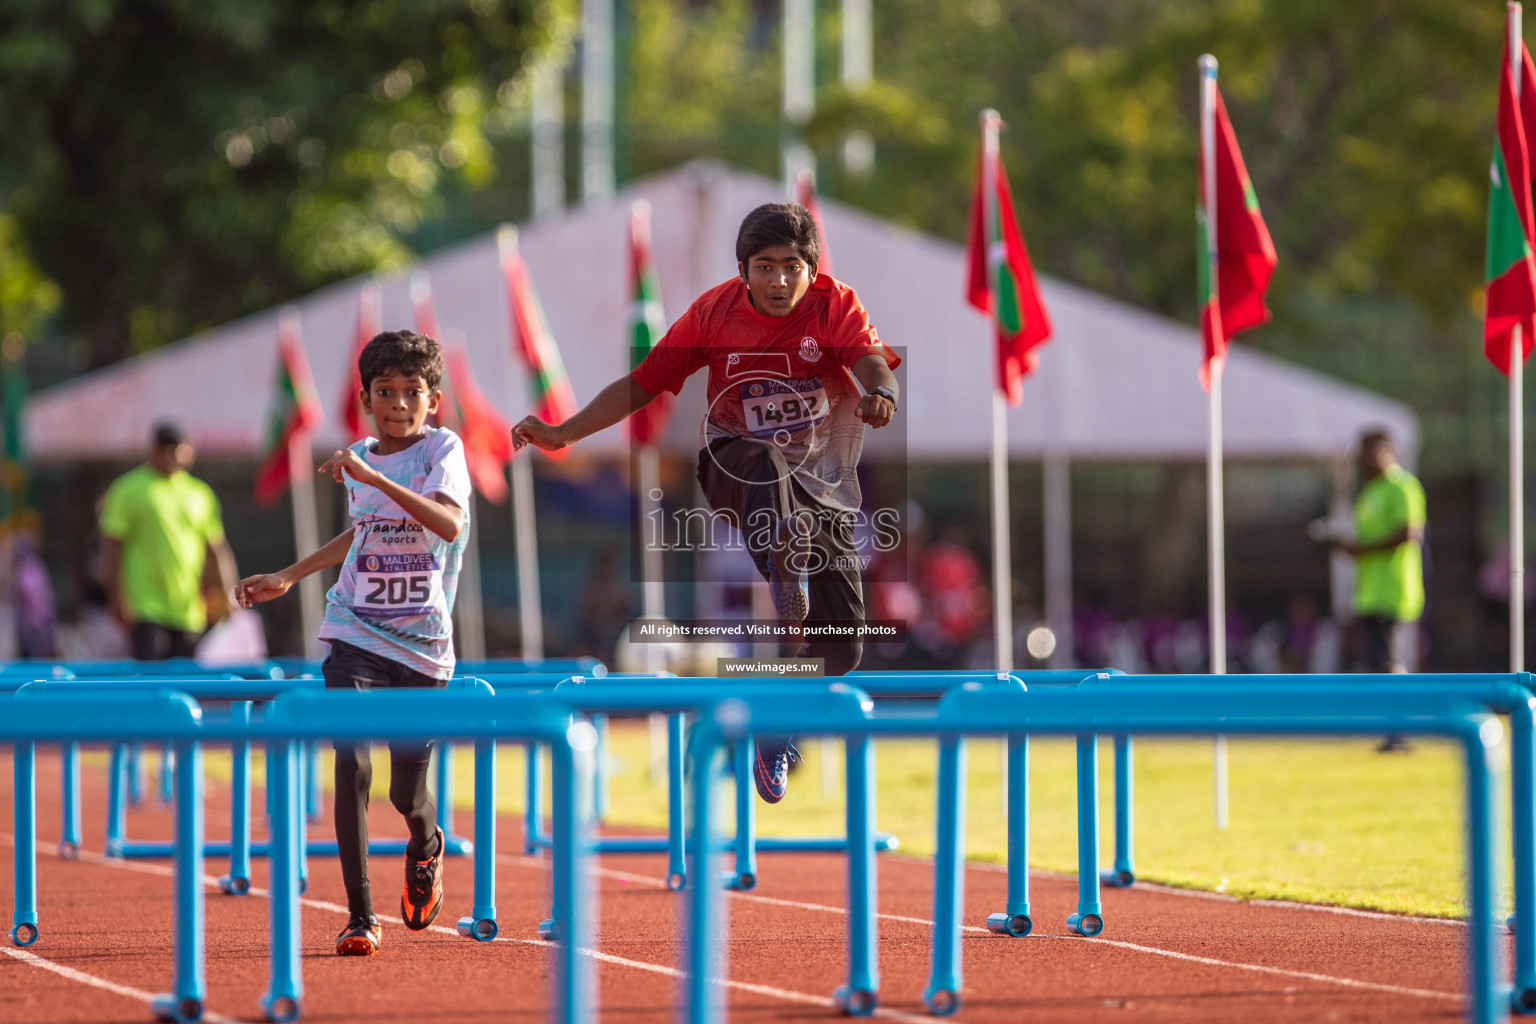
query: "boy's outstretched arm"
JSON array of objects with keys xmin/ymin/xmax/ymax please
[
  {"xmin": 513, "ymin": 375, "xmax": 657, "ymax": 453},
  {"xmin": 318, "ymin": 449, "xmax": 465, "ymax": 542},
  {"xmin": 236, "ymin": 528, "xmax": 355, "ymax": 607}
]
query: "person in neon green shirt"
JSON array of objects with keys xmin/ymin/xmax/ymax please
[
  {"xmin": 99, "ymin": 422, "xmax": 237, "ymax": 660},
  {"xmin": 1335, "ymin": 430, "xmax": 1425, "ymax": 750}
]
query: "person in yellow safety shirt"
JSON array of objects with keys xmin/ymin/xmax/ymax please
[
  {"xmin": 99, "ymin": 421, "xmax": 238, "ymax": 660},
  {"xmin": 1334, "ymin": 428, "xmax": 1425, "ymax": 752}
]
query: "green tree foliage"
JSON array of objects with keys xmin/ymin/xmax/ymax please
[{"xmin": 0, "ymin": 0, "xmax": 560, "ymax": 367}]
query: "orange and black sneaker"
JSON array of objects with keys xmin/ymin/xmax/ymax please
[
  {"xmin": 401, "ymin": 828, "xmax": 445, "ymax": 931},
  {"xmin": 335, "ymin": 915, "xmax": 382, "ymax": 956}
]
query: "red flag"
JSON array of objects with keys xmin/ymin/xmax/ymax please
[
  {"xmin": 1198, "ymin": 81, "xmax": 1277, "ymax": 386},
  {"xmin": 500, "ymin": 226, "xmax": 577, "ymax": 459},
  {"xmin": 965, "ymin": 115, "xmax": 1053, "ymax": 405},
  {"xmin": 1485, "ymin": 44, "xmax": 1536, "ymax": 375},
  {"xmin": 255, "ymin": 310, "xmax": 323, "ymax": 505},
  {"xmin": 411, "ymin": 273, "xmax": 511, "ymax": 500},
  {"xmin": 626, "ymin": 202, "xmax": 673, "ymax": 447},
  {"xmin": 795, "ymin": 171, "xmax": 833, "ymax": 278},
  {"xmin": 340, "ymin": 283, "xmax": 382, "ymax": 442},
  {"xmin": 441, "ymin": 340, "xmax": 513, "ymax": 503}
]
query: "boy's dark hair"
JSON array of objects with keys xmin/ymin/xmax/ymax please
[
  {"xmin": 1359, "ymin": 427, "xmax": 1394, "ymax": 452},
  {"xmin": 735, "ymin": 203, "xmax": 820, "ymax": 270},
  {"xmin": 358, "ymin": 330, "xmax": 442, "ymax": 391}
]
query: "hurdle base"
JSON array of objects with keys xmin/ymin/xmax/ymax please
[
  {"xmin": 1515, "ymin": 984, "xmax": 1536, "ymax": 1015},
  {"xmin": 724, "ymin": 870, "xmax": 757, "ymax": 891},
  {"xmin": 537, "ymin": 917, "xmax": 557, "ymax": 941},
  {"xmin": 57, "ymin": 841, "xmax": 79, "ymax": 860},
  {"xmin": 259, "ymin": 990, "xmax": 301, "ymax": 1024},
  {"xmin": 456, "ymin": 914, "xmax": 499, "ymax": 941},
  {"xmin": 150, "ymin": 993, "xmax": 203, "ymax": 1023},
  {"xmin": 1100, "ymin": 868, "xmax": 1136, "ymax": 888},
  {"xmin": 985, "ymin": 911, "xmax": 1032, "ymax": 937},
  {"xmin": 921, "ymin": 985, "xmax": 961, "ymax": 1017},
  {"xmin": 217, "ymin": 875, "xmax": 251, "ymax": 896},
  {"xmin": 832, "ymin": 984, "xmax": 878, "ymax": 1017},
  {"xmin": 10, "ymin": 922, "xmax": 38, "ymax": 947},
  {"xmin": 1066, "ymin": 911, "xmax": 1104, "ymax": 937}
]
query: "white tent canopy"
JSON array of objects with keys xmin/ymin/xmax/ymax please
[{"xmin": 27, "ymin": 159, "xmax": 1417, "ymax": 464}]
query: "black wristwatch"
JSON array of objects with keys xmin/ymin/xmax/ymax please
[{"xmin": 871, "ymin": 385, "xmax": 897, "ymax": 411}]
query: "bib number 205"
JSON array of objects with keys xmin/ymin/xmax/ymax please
[{"xmin": 362, "ymin": 575, "xmax": 431, "ymax": 607}]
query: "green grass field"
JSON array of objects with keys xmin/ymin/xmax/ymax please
[{"xmin": 209, "ymin": 722, "xmax": 1504, "ymax": 919}]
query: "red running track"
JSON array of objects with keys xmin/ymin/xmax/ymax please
[{"xmin": 0, "ymin": 749, "xmax": 1486, "ymax": 1022}]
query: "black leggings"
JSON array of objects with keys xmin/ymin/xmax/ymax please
[{"xmin": 321, "ymin": 639, "xmax": 445, "ymax": 919}]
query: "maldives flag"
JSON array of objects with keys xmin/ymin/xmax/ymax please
[
  {"xmin": 441, "ymin": 343, "xmax": 514, "ymax": 503},
  {"xmin": 627, "ymin": 201, "xmax": 673, "ymax": 446},
  {"xmin": 340, "ymin": 282, "xmax": 382, "ymax": 442},
  {"xmin": 795, "ymin": 170, "xmax": 833, "ymax": 278},
  {"xmin": 1198, "ymin": 84, "xmax": 1277, "ymax": 387},
  {"xmin": 1484, "ymin": 47, "xmax": 1536, "ymax": 375},
  {"xmin": 499, "ymin": 226, "xmax": 577, "ymax": 457},
  {"xmin": 411, "ymin": 272, "xmax": 512, "ymax": 500},
  {"xmin": 255, "ymin": 310, "xmax": 323, "ymax": 505},
  {"xmin": 965, "ymin": 121, "xmax": 1052, "ymax": 405}
]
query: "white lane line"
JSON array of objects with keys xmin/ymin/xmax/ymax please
[
  {"xmin": 1050, "ymin": 935, "xmax": 1461, "ymax": 1002},
  {"xmin": 0, "ymin": 946, "xmax": 244, "ymax": 1024},
  {"xmin": 5, "ymin": 833, "xmax": 1471, "ymax": 1007},
  {"xmin": 987, "ymin": 865, "xmax": 1465, "ymax": 926},
  {"xmin": 12, "ymin": 839, "xmax": 938, "ymax": 1024},
  {"xmin": 494, "ymin": 853, "xmax": 1465, "ymax": 1003}
]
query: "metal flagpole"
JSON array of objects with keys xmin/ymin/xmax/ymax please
[
  {"xmin": 982, "ymin": 109, "xmax": 1014, "ymax": 815},
  {"xmin": 782, "ymin": 0, "xmax": 815, "ymax": 188},
  {"xmin": 1513, "ymin": 2, "xmax": 1527, "ymax": 674},
  {"xmin": 581, "ymin": 0, "xmax": 615, "ymax": 202},
  {"xmin": 287, "ymin": 435, "xmax": 322, "ymax": 659},
  {"xmin": 512, "ymin": 455, "xmax": 544, "ymax": 663},
  {"xmin": 840, "ymin": 0, "xmax": 874, "ymax": 175},
  {"xmin": 499, "ymin": 226, "xmax": 547, "ymax": 664},
  {"xmin": 531, "ymin": 56, "xmax": 565, "ymax": 219},
  {"xmin": 982, "ymin": 109, "xmax": 1014, "ymax": 675},
  {"xmin": 1200, "ymin": 54, "xmax": 1230, "ymax": 831},
  {"xmin": 639, "ymin": 444, "xmax": 669, "ymax": 784}
]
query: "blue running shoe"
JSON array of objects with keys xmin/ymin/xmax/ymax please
[
  {"xmin": 767, "ymin": 518, "xmax": 810, "ymax": 624},
  {"xmin": 753, "ymin": 737, "xmax": 800, "ymax": 804}
]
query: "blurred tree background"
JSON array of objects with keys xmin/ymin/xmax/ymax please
[{"xmin": 0, "ymin": 0, "xmax": 1515, "ymax": 475}]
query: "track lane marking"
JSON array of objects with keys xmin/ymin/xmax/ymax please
[
  {"xmin": 9, "ymin": 839, "xmax": 939, "ymax": 1024},
  {"xmin": 0, "ymin": 946, "xmax": 243, "ymax": 1024},
  {"xmin": 494, "ymin": 853, "xmax": 1465, "ymax": 1003},
  {"xmin": 3, "ymin": 826, "xmax": 1470, "ymax": 1009}
]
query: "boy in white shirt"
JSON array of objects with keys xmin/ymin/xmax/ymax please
[{"xmin": 238, "ymin": 330, "xmax": 472, "ymax": 955}]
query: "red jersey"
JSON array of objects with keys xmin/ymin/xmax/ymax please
[{"xmin": 631, "ymin": 274, "xmax": 900, "ymax": 511}]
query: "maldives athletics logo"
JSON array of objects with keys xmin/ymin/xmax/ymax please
[
  {"xmin": 363, "ymin": 555, "xmax": 382, "ymax": 572},
  {"xmin": 799, "ymin": 336, "xmax": 821, "ymax": 362}
]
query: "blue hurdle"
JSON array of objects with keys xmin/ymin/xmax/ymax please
[
  {"xmin": 17, "ymin": 676, "xmax": 481, "ymax": 890},
  {"xmin": 1078, "ymin": 671, "xmax": 1536, "ymax": 1010},
  {"xmin": 8, "ymin": 689, "xmax": 208, "ymax": 1021},
  {"xmin": 679, "ymin": 682, "xmax": 1505, "ymax": 1024},
  {"xmin": 7, "ymin": 685, "xmax": 594, "ymax": 1023}
]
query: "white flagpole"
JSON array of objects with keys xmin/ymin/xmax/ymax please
[
  {"xmin": 982, "ymin": 109, "xmax": 1014, "ymax": 676},
  {"xmin": 511, "ymin": 454, "xmax": 544, "ymax": 663},
  {"xmin": 1512, "ymin": 3, "xmax": 1527, "ymax": 674},
  {"xmin": 499, "ymin": 225, "xmax": 547, "ymax": 663},
  {"xmin": 1200, "ymin": 54, "xmax": 1230, "ymax": 831},
  {"xmin": 279, "ymin": 308, "xmax": 323, "ymax": 660},
  {"xmin": 982, "ymin": 109, "xmax": 1014, "ymax": 815}
]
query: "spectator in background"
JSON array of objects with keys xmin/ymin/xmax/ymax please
[
  {"xmin": 100, "ymin": 422, "xmax": 237, "ymax": 660},
  {"xmin": 1336, "ymin": 429, "xmax": 1426, "ymax": 751},
  {"xmin": 12, "ymin": 529, "xmax": 56, "ymax": 658}
]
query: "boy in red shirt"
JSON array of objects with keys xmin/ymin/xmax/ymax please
[{"xmin": 513, "ymin": 203, "xmax": 900, "ymax": 803}]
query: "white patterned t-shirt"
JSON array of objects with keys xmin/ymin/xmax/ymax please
[{"xmin": 318, "ymin": 427, "xmax": 472, "ymax": 679}]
